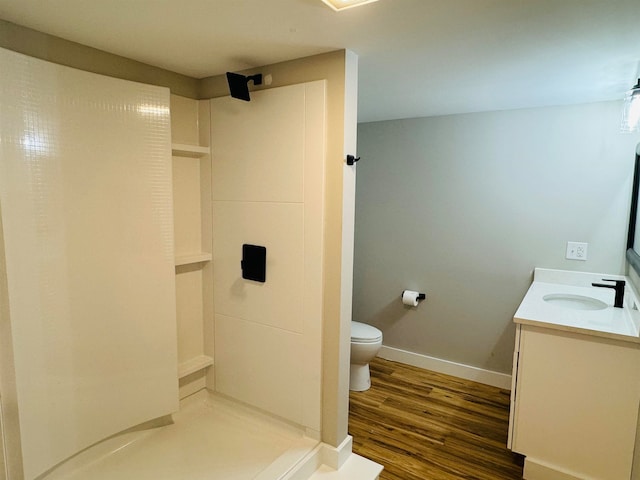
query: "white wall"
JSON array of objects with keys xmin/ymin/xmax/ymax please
[
  {"xmin": 0, "ymin": 48, "xmax": 177, "ymax": 479},
  {"xmin": 354, "ymin": 101, "xmax": 640, "ymax": 375},
  {"xmin": 202, "ymin": 51, "xmax": 357, "ymax": 448},
  {"xmin": 210, "ymin": 82, "xmax": 325, "ymax": 434}
]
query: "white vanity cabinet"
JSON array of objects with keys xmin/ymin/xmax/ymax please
[{"xmin": 508, "ymin": 319, "xmax": 640, "ymax": 479}]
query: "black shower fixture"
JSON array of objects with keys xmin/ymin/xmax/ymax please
[{"xmin": 226, "ymin": 72, "xmax": 263, "ymax": 101}]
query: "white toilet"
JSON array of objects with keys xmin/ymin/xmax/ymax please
[{"xmin": 350, "ymin": 321, "xmax": 383, "ymax": 392}]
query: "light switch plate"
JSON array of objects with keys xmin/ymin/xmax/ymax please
[{"xmin": 566, "ymin": 241, "xmax": 588, "ymax": 260}]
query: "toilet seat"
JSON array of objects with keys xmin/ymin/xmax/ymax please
[{"xmin": 351, "ymin": 321, "xmax": 382, "ymax": 344}]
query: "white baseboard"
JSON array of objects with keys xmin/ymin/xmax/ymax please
[
  {"xmin": 320, "ymin": 435, "xmax": 353, "ymax": 470},
  {"xmin": 378, "ymin": 345, "xmax": 512, "ymax": 390},
  {"xmin": 280, "ymin": 437, "xmax": 370, "ymax": 480}
]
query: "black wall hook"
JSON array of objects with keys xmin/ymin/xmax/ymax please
[{"xmin": 346, "ymin": 155, "xmax": 360, "ymax": 166}]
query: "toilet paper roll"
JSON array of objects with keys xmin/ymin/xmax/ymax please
[{"xmin": 402, "ymin": 290, "xmax": 420, "ymax": 307}]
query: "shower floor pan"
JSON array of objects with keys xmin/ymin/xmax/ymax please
[{"xmin": 42, "ymin": 390, "xmax": 318, "ymax": 480}]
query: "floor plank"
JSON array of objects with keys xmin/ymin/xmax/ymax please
[{"xmin": 349, "ymin": 357, "xmax": 524, "ymax": 480}]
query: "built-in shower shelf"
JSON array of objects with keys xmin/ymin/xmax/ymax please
[
  {"xmin": 172, "ymin": 143, "xmax": 210, "ymax": 157},
  {"xmin": 178, "ymin": 355, "xmax": 214, "ymax": 379},
  {"xmin": 175, "ymin": 253, "xmax": 212, "ymax": 266}
]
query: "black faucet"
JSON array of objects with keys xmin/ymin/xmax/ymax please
[{"xmin": 591, "ymin": 279, "xmax": 625, "ymax": 308}]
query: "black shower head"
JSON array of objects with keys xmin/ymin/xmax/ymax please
[{"xmin": 226, "ymin": 72, "xmax": 263, "ymax": 101}]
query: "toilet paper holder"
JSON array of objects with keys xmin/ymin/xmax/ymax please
[{"xmin": 401, "ymin": 291, "xmax": 426, "ymax": 301}]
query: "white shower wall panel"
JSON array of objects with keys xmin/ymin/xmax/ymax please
[
  {"xmin": 215, "ymin": 313, "xmax": 304, "ymax": 423},
  {"xmin": 172, "ymin": 154, "xmax": 203, "ymax": 256},
  {"xmin": 176, "ymin": 269, "xmax": 205, "ymax": 364},
  {"xmin": 211, "ymin": 81, "xmax": 326, "ymax": 434},
  {"xmin": 211, "ymin": 84, "xmax": 305, "ymax": 203},
  {"xmin": 213, "ymin": 201, "xmax": 304, "ymax": 333},
  {"xmin": 0, "ymin": 48, "xmax": 177, "ymax": 479}
]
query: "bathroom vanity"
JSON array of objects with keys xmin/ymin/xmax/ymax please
[{"xmin": 508, "ymin": 269, "xmax": 640, "ymax": 480}]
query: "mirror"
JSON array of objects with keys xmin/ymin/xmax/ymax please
[{"xmin": 626, "ymin": 143, "xmax": 640, "ymax": 274}]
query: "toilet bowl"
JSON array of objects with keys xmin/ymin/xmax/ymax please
[{"xmin": 350, "ymin": 321, "xmax": 383, "ymax": 392}]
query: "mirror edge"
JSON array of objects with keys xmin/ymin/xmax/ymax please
[{"xmin": 626, "ymin": 142, "xmax": 640, "ymax": 276}]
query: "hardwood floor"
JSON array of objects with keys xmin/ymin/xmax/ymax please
[{"xmin": 349, "ymin": 357, "xmax": 524, "ymax": 480}]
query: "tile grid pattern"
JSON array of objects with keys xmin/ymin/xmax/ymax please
[
  {"xmin": 349, "ymin": 357, "xmax": 524, "ymax": 480},
  {"xmin": 0, "ymin": 47, "xmax": 176, "ymax": 480}
]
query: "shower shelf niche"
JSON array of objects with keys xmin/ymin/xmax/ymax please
[
  {"xmin": 171, "ymin": 95, "xmax": 214, "ymax": 400},
  {"xmin": 172, "ymin": 143, "xmax": 210, "ymax": 157},
  {"xmin": 175, "ymin": 253, "xmax": 212, "ymax": 266},
  {"xmin": 178, "ymin": 355, "xmax": 214, "ymax": 379}
]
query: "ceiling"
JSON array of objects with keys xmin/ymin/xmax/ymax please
[{"xmin": 0, "ymin": 0, "xmax": 639, "ymax": 123}]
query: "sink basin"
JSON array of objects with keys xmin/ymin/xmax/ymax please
[{"xmin": 543, "ymin": 293, "xmax": 607, "ymax": 311}]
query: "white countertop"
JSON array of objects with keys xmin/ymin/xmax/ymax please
[{"xmin": 513, "ymin": 269, "xmax": 640, "ymax": 343}]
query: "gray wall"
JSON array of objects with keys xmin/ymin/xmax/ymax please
[{"xmin": 354, "ymin": 101, "xmax": 640, "ymax": 374}]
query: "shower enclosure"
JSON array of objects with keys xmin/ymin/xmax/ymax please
[{"xmin": 0, "ymin": 46, "xmax": 331, "ymax": 479}]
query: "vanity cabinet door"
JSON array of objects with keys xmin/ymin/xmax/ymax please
[
  {"xmin": 507, "ymin": 324, "xmax": 522, "ymax": 450},
  {"xmin": 510, "ymin": 324, "xmax": 640, "ymax": 480}
]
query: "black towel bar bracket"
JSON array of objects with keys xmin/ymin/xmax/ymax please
[{"xmin": 346, "ymin": 155, "xmax": 360, "ymax": 166}]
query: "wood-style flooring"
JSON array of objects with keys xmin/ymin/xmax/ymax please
[{"xmin": 349, "ymin": 357, "xmax": 524, "ymax": 480}]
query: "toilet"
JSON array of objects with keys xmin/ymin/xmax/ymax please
[{"xmin": 350, "ymin": 321, "xmax": 383, "ymax": 392}]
